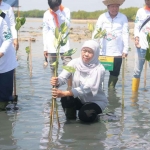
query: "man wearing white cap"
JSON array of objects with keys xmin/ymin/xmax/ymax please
[{"xmin": 92, "ymin": 0, "xmax": 129, "ymax": 89}]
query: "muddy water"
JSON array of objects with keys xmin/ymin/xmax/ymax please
[{"xmin": 0, "ymin": 18, "xmax": 150, "ymax": 150}]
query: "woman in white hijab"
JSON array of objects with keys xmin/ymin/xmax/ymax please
[{"xmin": 51, "ymin": 40, "xmax": 108, "ymax": 122}]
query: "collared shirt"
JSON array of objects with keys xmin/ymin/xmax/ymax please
[
  {"xmin": 134, "ymin": 7, "xmax": 150, "ymax": 50},
  {"xmin": 57, "ymin": 58, "xmax": 108, "ymax": 111},
  {"xmin": 0, "ymin": 17, "xmax": 18, "ymax": 73},
  {"xmin": 0, "ymin": 1, "xmax": 17, "ymax": 39},
  {"xmin": 92, "ymin": 12, "xmax": 129, "ymax": 56},
  {"xmin": 43, "ymin": 7, "xmax": 70, "ymax": 53}
]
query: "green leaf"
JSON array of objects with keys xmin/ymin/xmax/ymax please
[
  {"xmin": 94, "ymin": 32, "xmax": 101, "ymax": 39},
  {"xmin": 15, "ymin": 22, "xmax": 22, "ymax": 31},
  {"xmin": 52, "ymin": 61, "xmax": 59, "ymax": 67},
  {"xmin": 15, "ymin": 17, "xmax": 26, "ymax": 31},
  {"xmin": 25, "ymin": 46, "xmax": 30, "ymax": 54},
  {"xmin": 63, "ymin": 49, "xmax": 77, "ymax": 56},
  {"xmin": 60, "ymin": 37, "xmax": 67, "ymax": 46},
  {"xmin": 55, "ymin": 27, "xmax": 59, "ymax": 39},
  {"xmin": 0, "ymin": 10, "xmax": 2, "ymax": 14},
  {"xmin": 20, "ymin": 17, "xmax": 26, "ymax": 26},
  {"xmin": 62, "ymin": 66, "xmax": 76, "ymax": 73},
  {"xmin": 87, "ymin": 23, "xmax": 94, "ymax": 32},
  {"xmin": 60, "ymin": 22, "xmax": 68, "ymax": 34},
  {"xmin": 147, "ymin": 33, "xmax": 150, "ymax": 44},
  {"xmin": 145, "ymin": 48, "xmax": 150, "ymax": 61}
]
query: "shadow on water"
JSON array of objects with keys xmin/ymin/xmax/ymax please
[{"xmin": 1, "ymin": 18, "xmax": 150, "ymax": 150}]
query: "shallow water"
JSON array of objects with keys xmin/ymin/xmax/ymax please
[{"xmin": 1, "ymin": 18, "xmax": 150, "ymax": 150}]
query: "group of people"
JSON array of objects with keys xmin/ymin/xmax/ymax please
[{"xmin": 0, "ymin": 0, "xmax": 150, "ymax": 123}]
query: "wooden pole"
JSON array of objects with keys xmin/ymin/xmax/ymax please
[
  {"xmin": 122, "ymin": 58, "xmax": 125, "ymax": 107},
  {"xmin": 29, "ymin": 38, "xmax": 32, "ymax": 77}
]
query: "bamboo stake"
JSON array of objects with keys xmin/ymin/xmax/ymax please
[
  {"xmin": 29, "ymin": 38, "xmax": 32, "ymax": 77},
  {"xmin": 144, "ymin": 61, "xmax": 147, "ymax": 90},
  {"xmin": 122, "ymin": 58, "xmax": 125, "ymax": 107}
]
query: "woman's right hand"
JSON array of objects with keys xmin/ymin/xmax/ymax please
[{"xmin": 50, "ymin": 77, "xmax": 58, "ymax": 86}]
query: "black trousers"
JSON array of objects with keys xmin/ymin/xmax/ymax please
[
  {"xmin": 109, "ymin": 57, "xmax": 122, "ymax": 77},
  {"xmin": 0, "ymin": 70, "xmax": 14, "ymax": 102},
  {"xmin": 61, "ymin": 96, "xmax": 102, "ymax": 122}
]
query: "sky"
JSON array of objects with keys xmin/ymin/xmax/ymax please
[{"xmin": 18, "ymin": 0, "xmax": 145, "ymax": 11}]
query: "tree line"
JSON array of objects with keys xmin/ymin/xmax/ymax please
[{"xmin": 15, "ymin": 7, "xmax": 138, "ymax": 21}]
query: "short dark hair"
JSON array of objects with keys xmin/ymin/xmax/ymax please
[{"xmin": 48, "ymin": 0, "xmax": 62, "ymax": 9}]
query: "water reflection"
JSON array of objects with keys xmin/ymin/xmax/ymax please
[
  {"xmin": 1, "ymin": 18, "xmax": 150, "ymax": 150},
  {"xmin": 0, "ymin": 112, "xmax": 18, "ymax": 150}
]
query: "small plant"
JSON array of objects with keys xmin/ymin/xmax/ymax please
[
  {"xmin": 50, "ymin": 22, "xmax": 76, "ymax": 129},
  {"xmin": 87, "ymin": 23, "xmax": 106, "ymax": 46},
  {"xmin": 25, "ymin": 46, "xmax": 30, "ymax": 61},
  {"xmin": 145, "ymin": 33, "xmax": 150, "ymax": 61}
]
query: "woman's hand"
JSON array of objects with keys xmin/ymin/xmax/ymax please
[
  {"xmin": 52, "ymin": 88, "xmax": 73, "ymax": 98},
  {"xmin": 50, "ymin": 77, "xmax": 58, "ymax": 87}
]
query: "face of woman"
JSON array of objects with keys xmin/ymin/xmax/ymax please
[{"xmin": 81, "ymin": 47, "xmax": 94, "ymax": 64}]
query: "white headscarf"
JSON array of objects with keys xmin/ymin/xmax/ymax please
[{"xmin": 74, "ymin": 40, "xmax": 103, "ymax": 96}]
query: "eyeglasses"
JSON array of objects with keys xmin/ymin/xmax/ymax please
[{"xmin": 82, "ymin": 49, "xmax": 94, "ymax": 54}]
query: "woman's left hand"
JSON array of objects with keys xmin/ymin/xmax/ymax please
[
  {"xmin": 52, "ymin": 88, "xmax": 65, "ymax": 98},
  {"xmin": 52, "ymin": 88, "xmax": 73, "ymax": 98}
]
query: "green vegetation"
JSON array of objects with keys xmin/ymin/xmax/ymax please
[{"xmin": 15, "ymin": 7, "xmax": 138, "ymax": 21}]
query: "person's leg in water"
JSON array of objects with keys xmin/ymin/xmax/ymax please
[
  {"xmin": 61, "ymin": 96, "xmax": 83, "ymax": 120},
  {"xmin": 132, "ymin": 48, "xmax": 146, "ymax": 92},
  {"xmin": 0, "ymin": 70, "xmax": 14, "ymax": 111},
  {"xmin": 78, "ymin": 102, "xmax": 102, "ymax": 122},
  {"xmin": 108, "ymin": 57, "xmax": 122, "ymax": 89}
]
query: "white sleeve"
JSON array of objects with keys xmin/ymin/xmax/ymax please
[
  {"xmin": 42, "ymin": 13, "xmax": 49, "ymax": 51},
  {"xmin": 0, "ymin": 19, "xmax": 12, "ymax": 54},
  {"xmin": 134, "ymin": 9, "xmax": 140, "ymax": 38},
  {"xmin": 8, "ymin": 6, "xmax": 17, "ymax": 39},
  {"xmin": 122, "ymin": 16, "xmax": 129, "ymax": 54}
]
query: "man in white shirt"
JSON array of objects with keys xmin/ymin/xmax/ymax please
[
  {"xmin": 132, "ymin": 0, "xmax": 150, "ymax": 92},
  {"xmin": 0, "ymin": 0, "xmax": 19, "ymax": 50},
  {"xmin": 92, "ymin": 0, "xmax": 129, "ymax": 89},
  {"xmin": 43, "ymin": 0, "xmax": 71, "ymax": 74}
]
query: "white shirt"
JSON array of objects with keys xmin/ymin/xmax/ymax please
[
  {"xmin": 134, "ymin": 7, "xmax": 150, "ymax": 50},
  {"xmin": 92, "ymin": 12, "xmax": 129, "ymax": 56},
  {"xmin": 0, "ymin": 1, "xmax": 17, "ymax": 39},
  {"xmin": 57, "ymin": 59, "xmax": 108, "ymax": 111},
  {"xmin": 43, "ymin": 7, "xmax": 70, "ymax": 53},
  {"xmin": 0, "ymin": 17, "xmax": 18, "ymax": 73}
]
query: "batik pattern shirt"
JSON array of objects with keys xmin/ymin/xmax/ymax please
[
  {"xmin": 92, "ymin": 12, "xmax": 129, "ymax": 56},
  {"xmin": 0, "ymin": 18, "xmax": 17, "ymax": 73},
  {"xmin": 0, "ymin": 2, "xmax": 17, "ymax": 39}
]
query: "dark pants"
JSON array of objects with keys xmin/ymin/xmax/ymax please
[
  {"xmin": 109, "ymin": 57, "xmax": 122, "ymax": 77},
  {"xmin": 0, "ymin": 70, "xmax": 14, "ymax": 102},
  {"xmin": 61, "ymin": 96, "xmax": 102, "ymax": 122}
]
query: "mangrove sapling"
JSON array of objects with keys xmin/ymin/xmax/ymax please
[
  {"xmin": 25, "ymin": 41, "xmax": 32, "ymax": 77},
  {"xmin": 143, "ymin": 33, "xmax": 150, "ymax": 90},
  {"xmin": 50, "ymin": 22, "xmax": 76, "ymax": 129},
  {"xmin": 13, "ymin": 17, "xmax": 26, "ymax": 102}
]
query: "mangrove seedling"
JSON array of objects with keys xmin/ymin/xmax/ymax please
[
  {"xmin": 50, "ymin": 22, "xmax": 76, "ymax": 129},
  {"xmin": 145, "ymin": 33, "xmax": 150, "ymax": 61}
]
